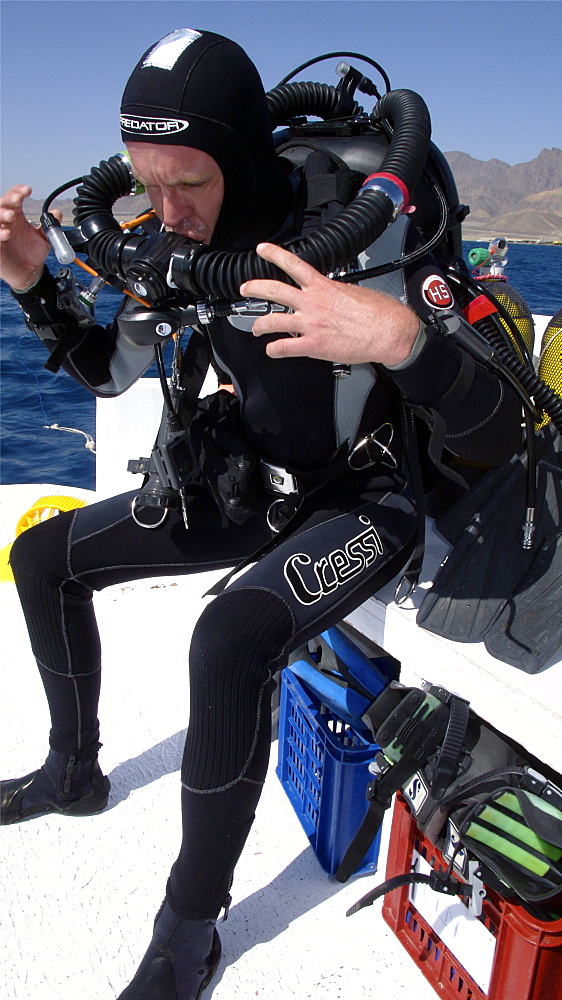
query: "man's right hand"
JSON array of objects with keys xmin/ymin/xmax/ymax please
[{"xmin": 0, "ymin": 185, "xmax": 60, "ymax": 292}]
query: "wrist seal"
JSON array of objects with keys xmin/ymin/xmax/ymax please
[{"xmin": 11, "ymin": 266, "xmax": 65, "ymax": 333}]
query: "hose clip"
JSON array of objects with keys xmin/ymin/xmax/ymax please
[{"xmin": 359, "ymin": 172, "xmax": 410, "ymax": 220}]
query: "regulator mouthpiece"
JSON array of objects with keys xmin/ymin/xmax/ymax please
[{"xmin": 336, "ymin": 61, "xmax": 380, "ymax": 98}]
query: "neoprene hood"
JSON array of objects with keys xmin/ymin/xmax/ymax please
[{"xmin": 120, "ymin": 28, "xmax": 292, "ymax": 248}]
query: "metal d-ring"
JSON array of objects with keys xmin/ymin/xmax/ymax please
[
  {"xmin": 131, "ymin": 495, "xmax": 169, "ymax": 529},
  {"xmin": 266, "ymin": 498, "xmax": 286, "ymax": 533},
  {"xmin": 348, "ymin": 422, "xmax": 398, "ymax": 471}
]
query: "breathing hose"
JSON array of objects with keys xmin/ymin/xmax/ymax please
[
  {"xmin": 479, "ymin": 317, "xmax": 562, "ymax": 430},
  {"xmin": 266, "ymin": 81, "xmax": 361, "ymax": 122},
  {"xmin": 447, "ymin": 269, "xmax": 562, "ymax": 434},
  {"xmin": 69, "ymin": 84, "xmax": 431, "ymax": 302}
]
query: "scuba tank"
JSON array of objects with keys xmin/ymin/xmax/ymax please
[
  {"xmin": 468, "ymin": 237, "xmax": 534, "ymax": 361},
  {"xmin": 536, "ymin": 306, "xmax": 562, "ymax": 430}
]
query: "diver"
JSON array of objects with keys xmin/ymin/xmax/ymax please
[{"xmin": 0, "ymin": 28, "xmax": 522, "ymax": 999}]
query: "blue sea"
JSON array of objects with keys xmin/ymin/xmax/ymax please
[{"xmin": 1, "ymin": 241, "xmax": 561, "ymax": 490}]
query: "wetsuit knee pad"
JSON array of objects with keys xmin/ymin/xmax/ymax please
[
  {"xmin": 10, "ymin": 507, "xmax": 76, "ymax": 591},
  {"xmin": 190, "ymin": 587, "xmax": 294, "ymax": 681},
  {"xmin": 183, "ymin": 588, "xmax": 293, "ymax": 789},
  {"xmin": 10, "ymin": 508, "xmax": 98, "ymax": 677}
]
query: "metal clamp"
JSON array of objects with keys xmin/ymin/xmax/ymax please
[{"xmin": 359, "ymin": 176, "xmax": 405, "ymax": 220}]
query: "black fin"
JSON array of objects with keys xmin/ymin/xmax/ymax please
[
  {"xmin": 417, "ymin": 428, "xmax": 561, "ymax": 655},
  {"xmin": 484, "ymin": 500, "xmax": 561, "ymax": 673}
]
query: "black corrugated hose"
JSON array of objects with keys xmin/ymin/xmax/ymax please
[{"xmin": 70, "ymin": 84, "xmax": 432, "ymax": 299}]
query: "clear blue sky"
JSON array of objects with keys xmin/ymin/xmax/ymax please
[{"xmin": 1, "ymin": 0, "xmax": 560, "ymax": 198}]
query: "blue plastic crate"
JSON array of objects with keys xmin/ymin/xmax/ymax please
[{"xmin": 276, "ymin": 666, "xmax": 381, "ymax": 877}]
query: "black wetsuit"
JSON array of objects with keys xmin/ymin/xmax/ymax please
[{"xmin": 10, "ymin": 206, "xmax": 522, "ymax": 919}]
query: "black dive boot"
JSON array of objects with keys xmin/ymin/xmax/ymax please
[
  {"xmin": 117, "ymin": 900, "xmax": 221, "ymax": 1000},
  {"xmin": 0, "ymin": 746, "xmax": 110, "ymax": 825}
]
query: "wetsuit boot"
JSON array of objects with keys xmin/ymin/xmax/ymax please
[
  {"xmin": 0, "ymin": 746, "xmax": 110, "ymax": 825},
  {"xmin": 117, "ymin": 900, "xmax": 221, "ymax": 1000}
]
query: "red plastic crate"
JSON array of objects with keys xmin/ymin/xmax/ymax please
[{"xmin": 382, "ymin": 794, "xmax": 562, "ymax": 1000}]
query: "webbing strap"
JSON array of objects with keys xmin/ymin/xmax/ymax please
[
  {"xmin": 394, "ymin": 402, "xmax": 425, "ymax": 602},
  {"xmin": 422, "ymin": 410, "xmax": 469, "ymax": 490},
  {"xmin": 431, "ymin": 696, "xmax": 471, "ymax": 799},
  {"xmin": 178, "ymin": 330, "xmax": 213, "ymax": 425},
  {"xmin": 346, "ymin": 869, "xmax": 473, "ymax": 916},
  {"xmin": 335, "ymin": 704, "xmax": 451, "ymax": 883},
  {"xmin": 335, "ymin": 788, "xmax": 389, "ymax": 884}
]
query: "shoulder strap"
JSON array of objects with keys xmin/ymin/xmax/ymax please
[{"xmin": 178, "ymin": 327, "xmax": 213, "ymax": 425}]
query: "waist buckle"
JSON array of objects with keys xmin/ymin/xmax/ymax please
[{"xmin": 260, "ymin": 460, "xmax": 299, "ymax": 495}]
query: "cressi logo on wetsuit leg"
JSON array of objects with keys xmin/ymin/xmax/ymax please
[{"xmin": 284, "ymin": 514, "xmax": 384, "ymax": 605}]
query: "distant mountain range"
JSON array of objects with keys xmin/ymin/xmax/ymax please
[
  {"xmin": 25, "ymin": 147, "xmax": 562, "ymax": 243},
  {"xmin": 444, "ymin": 147, "xmax": 562, "ymax": 241}
]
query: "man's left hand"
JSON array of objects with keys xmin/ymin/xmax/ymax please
[{"xmin": 239, "ymin": 242, "xmax": 420, "ymax": 368}]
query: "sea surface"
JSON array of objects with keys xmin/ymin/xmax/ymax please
[{"xmin": 1, "ymin": 241, "xmax": 561, "ymax": 491}]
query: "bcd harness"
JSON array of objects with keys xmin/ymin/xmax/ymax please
[{"xmin": 180, "ymin": 199, "xmax": 438, "ymax": 598}]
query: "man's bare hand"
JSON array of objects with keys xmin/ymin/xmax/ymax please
[
  {"xmin": 240, "ymin": 242, "xmax": 420, "ymax": 368},
  {"xmin": 0, "ymin": 185, "xmax": 61, "ymax": 292}
]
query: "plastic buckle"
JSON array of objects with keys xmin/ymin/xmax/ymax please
[
  {"xmin": 366, "ymin": 778, "xmax": 381, "ymax": 800},
  {"xmin": 368, "ymin": 752, "xmax": 392, "ymax": 780},
  {"xmin": 260, "ymin": 460, "xmax": 298, "ymax": 495},
  {"xmin": 442, "ymin": 820, "xmax": 484, "ymax": 917},
  {"xmin": 466, "ymin": 862, "xmax": 486, "ymax": 918}
]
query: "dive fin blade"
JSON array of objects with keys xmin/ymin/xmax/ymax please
[
  {"xmin": 484, "ymin": 528, "xmax": 562, "ymax": 672},
  {"xmin": 417, "ymin": 469, "xmax": 531, "ymax": 642},
  {"xmin": 418, "ymin": 428, "xmax": 561, "ymax": 651}
]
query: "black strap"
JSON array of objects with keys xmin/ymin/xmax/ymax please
[
  {"xmin": 178, "ymin": 329, "xmax": 213, "ymax": 425},
  {"xmin": 335, "ymin": 781, "xmax": 390, "ymax": 884},
  {"xmin": 431, "ymin": 696, "xmax": 471, "ymax": 799},
  {"xmin": 430, "ymin": 413, "xmax": 470, "ymax": 487},
  {"xmin": 405, "ymin": 348, "xmax": 478, "ymax": 496},
  {"xmin": 335, "ymin": 703, "xmax": 451, "ymax": 883},
  {"xmin": 394, "ymin": 401, "xmax": 426, "ymax": 602},
  {"xmin": 346, "ymin": 869, "xmax": 473, "ymax": 917},
  {"xmin": 43, "ymin": 326, "xmax": 83, "ymax": 373},
  {"xmin": 441, "ymin": 766, "xmax": 529, "ymax": 811}
]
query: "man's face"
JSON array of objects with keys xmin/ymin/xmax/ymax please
[{"xmin": 126, "ymin": 143, "xmax": 224, "ymax": 244}]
